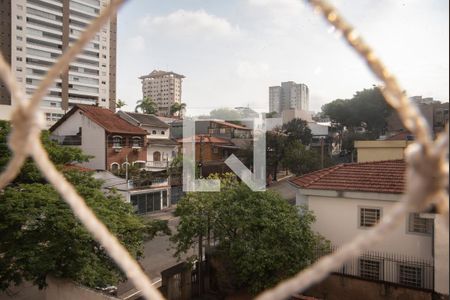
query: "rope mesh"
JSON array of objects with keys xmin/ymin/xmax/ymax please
[{"xmin": 0, "ymin": 0, "xmax": 448, "ymax": 299}]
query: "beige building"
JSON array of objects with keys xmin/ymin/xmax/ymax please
[
  {"xmin": 139, "ymin": 70, "xmax": 185, "ymax": 117},
  {"xmin": 269, "ymin": 81, "xmax": 309, "ymax": 115},
  {"xmin": 292, "ymin": 160, "xmax": 448, "ymax": 295},
  {"xmin": 0, "ymin": 0, "xmax": 117, "ymax": 127}
]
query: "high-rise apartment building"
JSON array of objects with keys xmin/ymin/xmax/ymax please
[
  {"xmin": 140, "ymin": 70, "xmax": 185, "ymax": 117},
  {"xmin": 0, "ymin": 0, "xmax": 117, "ymax": 127},
  {"xmin": 269, "ymin": 81, "xmax": 309, "ymax": 114}
]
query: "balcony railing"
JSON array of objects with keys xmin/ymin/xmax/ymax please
[
  {"xmin": 52, "ymin": 135, "xmax": 82, "ymax": 146},
  {"xmin": 314, "ymin": 245, "xmax": 434, "ymax": 291},
  {"xmin": 146, "ymin": 161, "xmax": 168, "ymax": 169}
]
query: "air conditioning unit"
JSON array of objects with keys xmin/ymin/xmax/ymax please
[
  {"xmin": 132, "ymin": 146, "xmax": 142, "ymax": 152},
  {"xmin": 113, "ymin": 147, "xmax": 122, "ymax": 153}
]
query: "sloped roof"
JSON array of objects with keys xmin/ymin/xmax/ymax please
[
  {"xmin": 177, "ymin": 135, "xmax": 234, "ymax": 145},
  {"xmin": 290, "ymin": 160, "xmax": 406, "ymax": 194},
  {"xmin": 50, "ymin": 105, "xmax": 146, "ymax": 135},
  {"xmin": 148, "ymin": 138, "xmax": 179, "ymax": 146},
  {"xmin": 211, "ymin": 120, "xmax": 252, "ymax": 130},
  {"xmin": 139, "ymin": 70, "xmax": 185, "ymax": 79},
  {"xmin": 123, "ymin": 112, "xmax": 170, "ymax": 129},
  {"xmin": 386, "ymin": 131, "xmax": 414, "ymax": 141}
]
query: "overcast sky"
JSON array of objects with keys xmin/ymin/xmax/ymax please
[{"xmin": 116, "ymin": 0, "xmax": 449, "ymax": 115}]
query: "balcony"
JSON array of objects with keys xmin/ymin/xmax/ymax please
[
  {"xmin": 52, "ymin": 135, "xmax": 81, "ymax": 146},
  {"xmin": 146, "ymin": 161, "xmax": 169, "ymax": 169}
]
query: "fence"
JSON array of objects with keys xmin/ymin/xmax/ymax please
[
  {"xmin": 315, "ymin": 246, "xmax": 434, "ymax": 291},
  {"xmin": 0, "ymin": 0, "xmax": 448, "ymax": 299}
]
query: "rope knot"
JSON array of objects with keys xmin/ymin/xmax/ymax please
[{"xmin": 8, "ymin": 103, "xmax": 44, "ymax": 156}]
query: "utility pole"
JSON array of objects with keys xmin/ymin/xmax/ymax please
[
  {"xmin": 125, "ymin": 154, "xmax": 129, "ymax": 181},
  {"xmin": 320, "ymin": 138, "xmax": 325, "ymax": 169}
]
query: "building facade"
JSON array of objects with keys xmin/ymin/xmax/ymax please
[
  {"xmin": 291, "ymin": 160, "xmax": 448, "ymax": 295},
  {"xmin": 0, "ymin": 0, "xmax": 117, "ymax": 127},
  {"xmin": 117, "ymin": 111, "xmax": 179, "ymax": 172},
  {"xmin": 50, "ymin": 105, "xmax": 147, "ymax": 171},
  {"xmin": 139, "ymin": 70, "xmax": 185, "ymax": 117},
  {"xmin": 269, "ymin": 81, "xmax": 309, "ymax": 114}
]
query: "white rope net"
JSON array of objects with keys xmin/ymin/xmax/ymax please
[{"xmin": 0, "ymin": 0, "xmax": 448, "ymax": 300}]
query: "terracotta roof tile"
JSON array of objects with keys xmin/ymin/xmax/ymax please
[
  {"xmin": 290, "ymin": 160, "xmax": 406, "ymax": 194},
  {"xmin": 76, "ymin": 105, "xmax": 147, "ymax": 135},
  {"xmin": 177, "ymin": 134, "xmax": 233, "ymax": 145}
]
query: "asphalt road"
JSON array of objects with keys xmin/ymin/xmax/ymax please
[{"xmin": 117, "ymin": 211, "xmax": 185, "ymax": 297}]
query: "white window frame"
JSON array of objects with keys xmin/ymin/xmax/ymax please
[
  {"xmin": 398, "ymin": 264, "xmax": 423, "ymax": 288},
  {"xmin": 358, "ymin": 206, "xmax": 382, "ymax": 228},
  {"xmin": 407, "ymin": 213, "xmax": 433, "ymax": 235},
  {"xmin": 112, "ymin": 135, "xmax": 122, "ymax": 149},
  {"xmin": 110, "ymin": 162, "xmax": 120, "ymax": 172},
  {"xmin": 359, "ymin": 258, "xmax": 382, "ymax": 281},
  {"xmin": 131, "ymin": 136, "xmax": 142, "ymax": 148}
]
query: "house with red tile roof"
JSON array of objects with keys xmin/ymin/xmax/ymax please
[
  {"xmin": 50, "ymin": 105, "xmax": 147, "ymax": 171},
  {"xmin": 290, "ymin": 159, "xmax": 448, "ymax": 295}
]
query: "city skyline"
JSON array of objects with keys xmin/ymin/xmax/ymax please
[{"xmin": 117, "ymin": 0, "xmax": 449, "ymax": 115}]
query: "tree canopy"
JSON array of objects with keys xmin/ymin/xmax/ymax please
[
  {"xmin": 0, "ymin": 121, "xmax": 168, "ymax": 290},
  {"xmin": 171, "ymin": 174, "xmax": 328, "ymax": 294},
  {"xmin": 322, "ymin": 87, "xmax": 392, "ymax": 136},
  {"xmin": 170, "ymin": 102, "xmax": 187, "ymax": 117},
  {"xmin": 135, "ymin": 97, "xmax": 158, "ymax": 115},
  {"xmin": 282, "ymin": 118, "xmax": 313, "ymax": 145}
]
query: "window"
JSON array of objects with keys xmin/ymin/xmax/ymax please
[
  {"xmin": 359, "ymin": 259, "xmax": 381, "ymax": 281},
  {"xmin": 110, "ymin": 162, "xmax": 120, "ymax": 173},
  {"xmin": 153, "ymin": 152, "xmax": 161, "ymax": 162},
  {"xmin": 16, "ymin": 57, "xmax": 23, "ymax": 62},
  {"xmin": 408, "ymin": 213, "xmax": 433, "ymax": 235},
  {"xmin": 399, "ymin": 265, "xmax": 422, "ymax": 288},
  {"xmin": 152, "ymin": 130, "xmax": 157, "ymax": 135},
  {"xmin": 359, "ymin": 207, "xmax": 381, "ymax": 227},
  {"xmin": 112, "ymin": 136, "xmax": 122, "ymax": 148},
  {"xmin": 161, "ymin": 131, "xmax": 165, "ymax": 135},
  {"xmin": 213, "ymin": 147, "xmax": 219, "ymax": 154},
  {"xmin": 132, "ymin": 137, "xmax": 141, "ymax": 148}
]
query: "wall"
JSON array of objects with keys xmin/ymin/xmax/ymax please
[
  {"xmin": 434, "ymin": 215, "xmax": 449, "ymax": 295},
  {"xmin": 305, "ymin": 274, "xmax": 437, "ymax": 300},
  {"xmin": 144, "ymin": 125, "xmax": 169, "ymax": 139},
  {"xmin": 305, "ymin": 194, "xmax": 432, "ymax": 259},
  {"xmin": 45, "ymin": 277, "xmax": 120, "ymax": 300},
  {"xmin": 355, "ymin": 141, "xmax": 413, "ymax": 163},
  {"xmin": 52, "ymin": 111, "xmax": 106, "ymax": 170},
  {"xmin": 106, "ymin": 134, "xmax": 147, "ymax": 170},
  {"xmin": 147, "ymin": 145, "xmax": 176, "ymax": 163}
]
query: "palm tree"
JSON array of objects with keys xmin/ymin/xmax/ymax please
[
  {"xmin": 116, "ymin": 99, "xmax": 127, "ymax": 109},
  {"xmin": 170, "ymin": 102, "xmax": 187, "ymax": 117},
  {"xmin": 135, "ymin": 97, "xmax": 158, "ymax": 114}
]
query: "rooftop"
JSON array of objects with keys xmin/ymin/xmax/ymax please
[
  {"xmin": 121, "ymin": 112, "xmax": 170, "ymax": 129},
  {"xmin": 50, "ymin": 105, "xmax": 147, "ymax": 135},
  {"xmin": 139, "ymin": 70, "xmax": 185, "ymax": 80},
  {"xmin": 290, "ymin": 160, "xmax": 406, "ymax": 194},
  {"xmin": 177, "ymin": 134, "xmax": 234, "ymax": 145}
]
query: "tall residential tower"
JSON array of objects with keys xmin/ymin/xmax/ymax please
[
  {"xmin": 269, "ymin": 81, "xmax": 309, "ymax": 115},
  {"xmin": 0, "ymin": 0, "xmax": 117, "ymax": 127},
  {"xmin": 139, "ymin": 70, "xmax": 185, "ymax": 117}
]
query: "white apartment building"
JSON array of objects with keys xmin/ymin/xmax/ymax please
[
  {"xmin": 0, "ymin": 0, "xmax": 117, "ymax": 127},
  {"xmin": 269, "ymin": 81, "xmax": 309, "ymax": 115},
  {"xmin": 139, "ymin": 70, "xmax": 185, "ymax": 117}
]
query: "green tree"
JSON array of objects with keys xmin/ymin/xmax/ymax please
[
  {"xmin": 322, "ymin": 87, "xmax": 392, "ymax": 137},
  {"xmin": 135, "ymin": 97, "xmax": 158, "ymax": 115},
  {"xmin": 282, "ymin": 141, "xmax": 322, "ymax": 176},
  {"xmin": 0, "ymin": 121, "xmax": 169, "ymax": 290},
  {"xmin": 209, "ymin": 108, "xmax": 243, "ymax": 120},
  {"xmin": 170, "ymin": 102, "xmax": 187, "ymax": 117},
  {"xmin": 265, "ymin": 111, "xmax": 278, "ymax": 118},
  {"xmin": 282, "ymin": 118, "xmax": 313, "ymax": 145},
  {"xmin": 266, "ymin": 128, "xmax": 287, "ymax": 181},
  {"xmin": 171, "ymin": 174, "xmax": 328, "ymax": 294}
]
